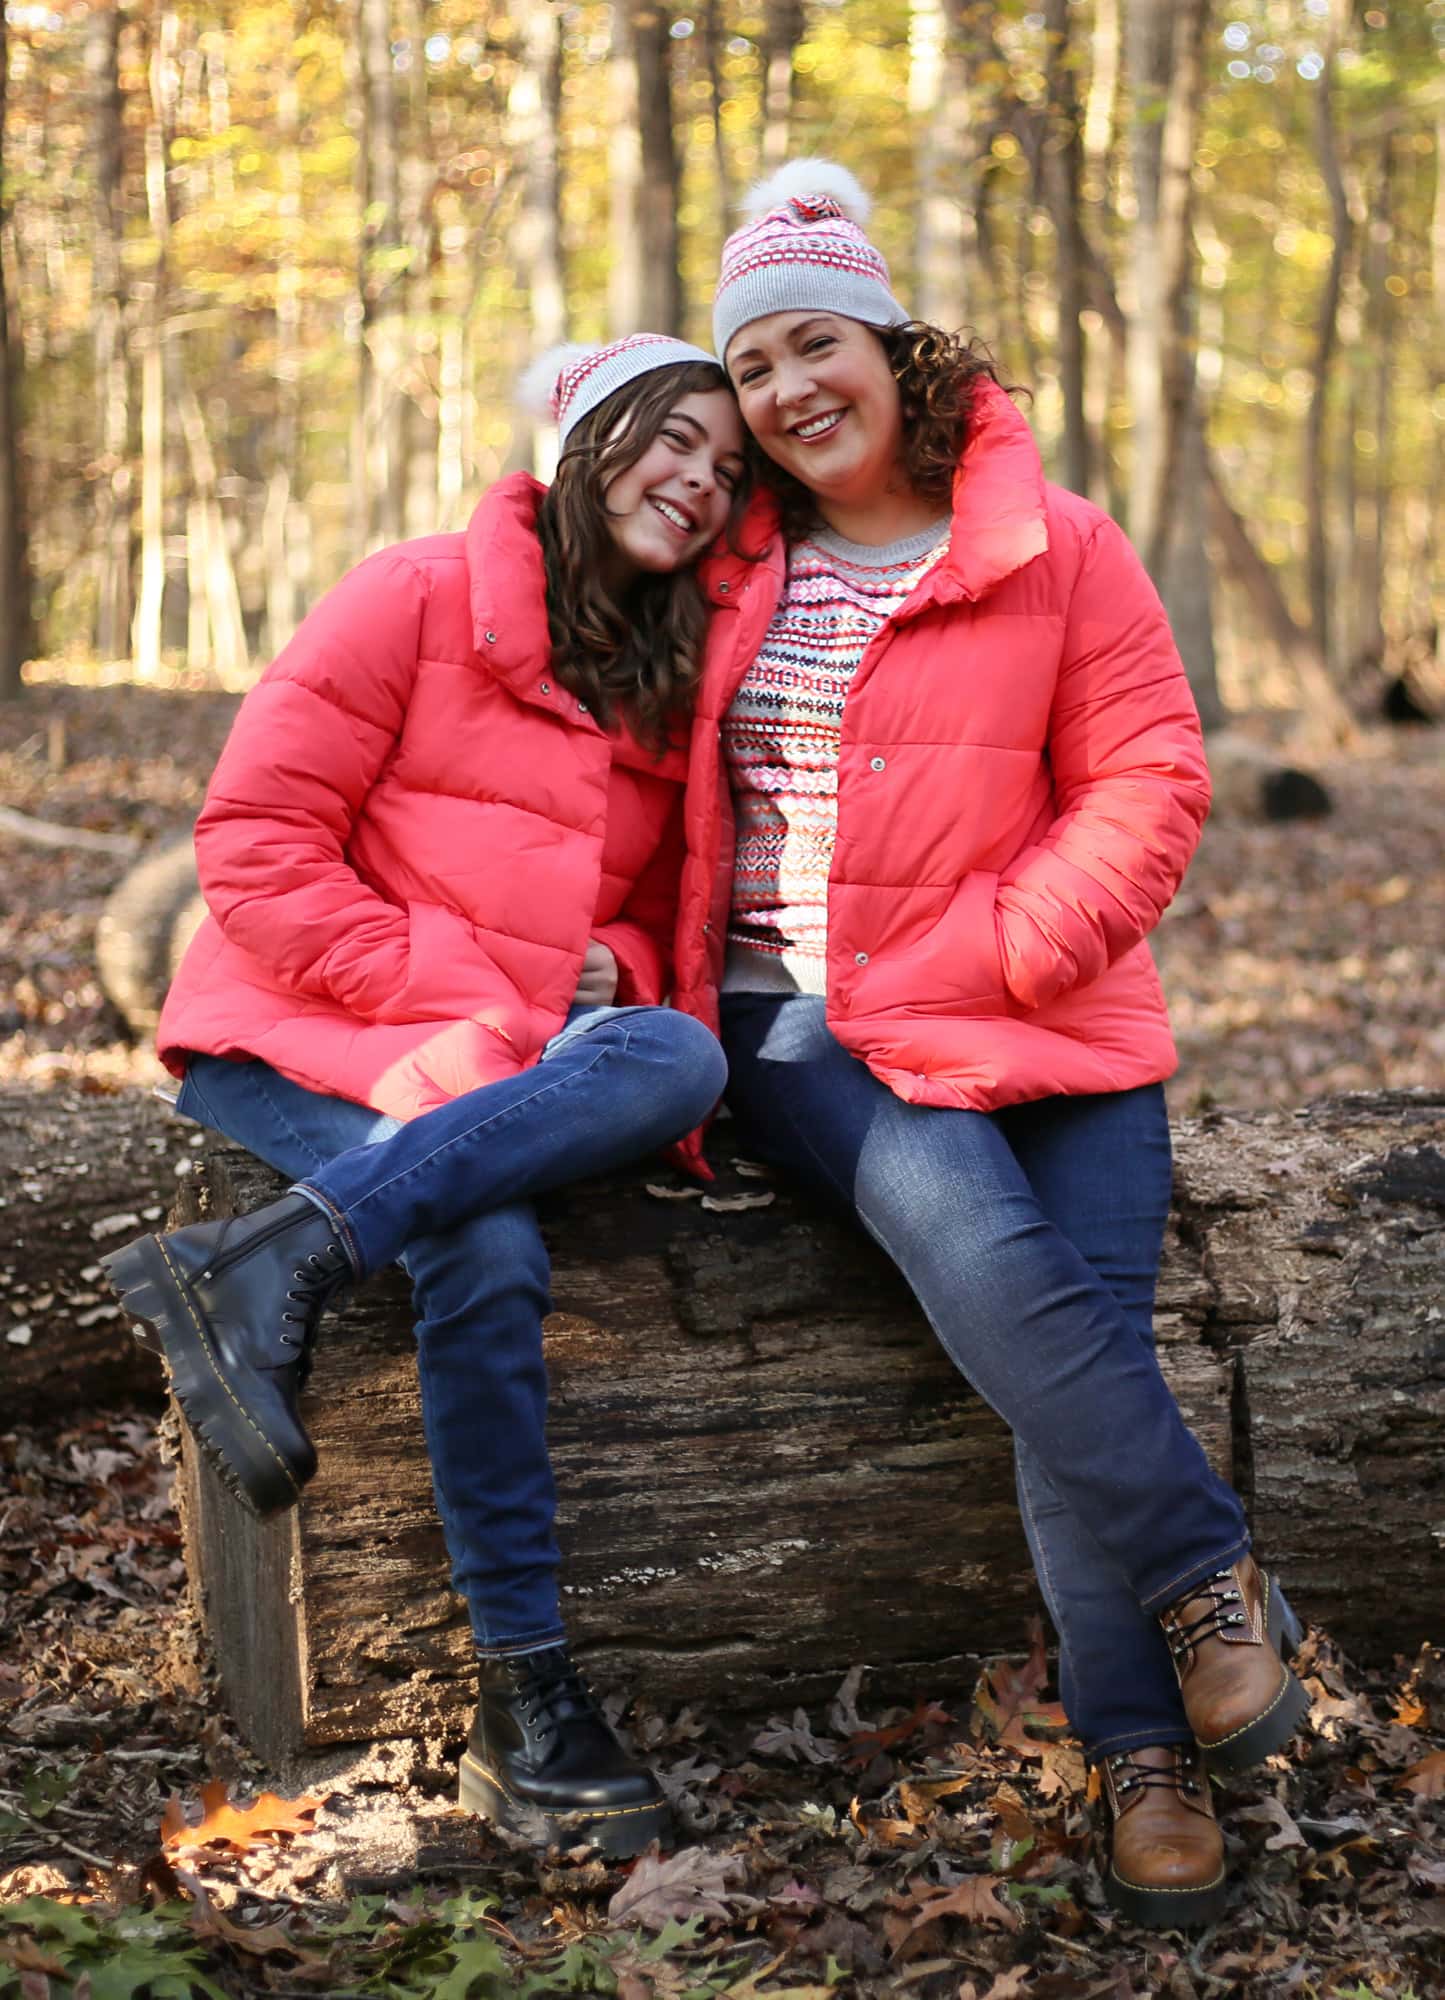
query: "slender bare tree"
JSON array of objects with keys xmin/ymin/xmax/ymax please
[
  {"xmin": 0, "ymin": 12, "xmax": 34, "ymax": 694},
  {"xmin": 86, "ymin": 0, "xmax": 131, "ymax": 662}
]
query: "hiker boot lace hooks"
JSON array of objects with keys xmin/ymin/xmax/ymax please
[
  {"xmin": 459, "ymin": 1643, "xmax": 671, "ymax": 1859},
  {"xmin": 1101, "ymin": 1742, "xmax": 1227, "ymax": 1928},
  {"xmin": 1158, "ymin": 1556, "xmax": 1309, "ymax": 1772},
  {"xmin": 100, "ymin": 1191, "xmax": 353, "ymax": 1518}
]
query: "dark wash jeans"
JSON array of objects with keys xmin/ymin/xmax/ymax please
[
  {"xmin": 720, "ymin": 991, "xmax": 1250, "ymax": 1761},
  {"xmin": 174, "ymin": 1005, "xmax": 727, "ymax": 1656}
]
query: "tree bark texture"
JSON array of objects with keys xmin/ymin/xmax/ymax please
[
  {"xmin": 0, "ymin": 13, "xmax": 34, "ymax": 697},
  {"xmin": 1123, "ymin": 0, "xmax": 1209, "ymax": 579},
  {"xmin": 168, "ymin": 1093, "xmax": 1444, "ymax": 1763},
  {"xmin": 0, "ymin": 1087, "xmax": 193, "ymax": 1417},
  {"xmin": 607, "ymin": 1, "xmax": 683, "ymax": 338},
  {"xmin": 85, "ymin": 0, "xmax": 132, "ymax": 664}
]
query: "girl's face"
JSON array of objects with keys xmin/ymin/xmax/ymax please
[
  {"xmin": 726, "ymin": 312, "xmax": 907, "ymax": 524},
  {"xmin": 600, "ymin": 389, "xmax": 745, "ymax": 585}
]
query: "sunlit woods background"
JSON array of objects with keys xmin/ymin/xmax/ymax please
[{"xmin": 0, "ymin": 0, "xmax": 1441, "ymax": 729}]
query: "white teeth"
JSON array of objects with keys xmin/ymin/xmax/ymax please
[
  {"xmin": 796, "ymin": 414, "xmax": 840, "ymax": 439},
  {"xmin": 651, "ymin": 498, "xmax": 693, "ymax": 531}
]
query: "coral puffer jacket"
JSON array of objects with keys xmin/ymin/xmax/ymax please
[
  {"xmin": 159, "ymin": 474, "xmax": 698, "ymax": 1122},
  {"xmin": 671, "ymin": 380, "xmax": 1211, "ymax": 1112}
]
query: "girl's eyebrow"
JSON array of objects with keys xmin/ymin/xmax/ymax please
[{"xmin": 666, "ymin": 411, "xmax": 746, "ymax": 463}]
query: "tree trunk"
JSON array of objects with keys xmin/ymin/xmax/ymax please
[
  {"xmin": 176, "ymin": 383, "xmax": 249, "ymax": 683},
  {"xmin": 1041, "ymin": 0, "xmax": 1089, "ymax": 495},
  {"xmin": 908, "ymin": 0, "xmax": 968, "ymax": 332},
  {"xmin": 1204, "ymin": 450, "xmax": 1356, "ymax": 746},
  {"xmin": 263, "ymin": 48, "xmax": 304, "ymax": 656},
  {"xmin": 168, "ymin": 1095, "xmax": 1445, "ymax": 1761},
  {"xmin": 699, "ymin": 0, "xmax": 733, "ymax": 239},
  {"xmin": 608, "ymin": 1, "xmax": 684, "ymax": 337},
  {"xmin": 356, "ymin": 0, "xmax": 406, "ymax": 550},
  {"xmin": 1343, "ymin": 135, "xmax": 1391, "ymax": 698},
  {"xmin": 0, "ymin": 14, "xmax": 34, "ymax": 697},
  {"xmin": 506, "ymin": 0, "xmax": 566, "ymax": 477},
  {"xmin": 1160, "ymin": 407, "xmax": 1222, "ymax": 730},
  {"xmin": 759, "ymin": 0, "xmax": 804, "ymax": 172},
  {"xmin": 1305, "ymin": 6, "xmax": 1351, "ymax": 674},
  {"xmin": 86, "ymin": 1, "xmax": 132, "ymax": 665},
  {"xmin": 131, "ymin": 9, "xmax": 179, "ymax": 682}
]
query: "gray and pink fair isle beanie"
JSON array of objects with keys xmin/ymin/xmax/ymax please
[
  {"xmin": 518, "ymin": 334, "xmax": 721, "ymax": 444},
  {"xmin": 712, "ymin": 159, "xmax": 910, "ymax": 364}
]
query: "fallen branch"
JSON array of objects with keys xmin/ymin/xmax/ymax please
[{"xmin": 0, "ymin": 802, "xmax": 138, "ymax": 856}]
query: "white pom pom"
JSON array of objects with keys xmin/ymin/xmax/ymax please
[
  {"xmin": 741, "ymin": 158, "xmax": 872, "ymax": 226},
  {"xmin": 516, "ymin": 343, "xmax": 595, "ymax": 420}
]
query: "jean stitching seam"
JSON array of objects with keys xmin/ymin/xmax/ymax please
[
  {"xmin": 1143, "ymin": 1536, "xmax": 1251, "ymax": 1615},
  {"xmin": 329, "ymin": 1033, "xmax": 625, "ymax": 1230}
]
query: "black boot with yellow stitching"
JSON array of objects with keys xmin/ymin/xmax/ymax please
[
  {"xmin": 460, "ymin": 1645, "xmax": 671, "ymax": 1858},
  {"xmin": 100, "ymin": 1193, "xmax": 352, "ymax": 1518}
]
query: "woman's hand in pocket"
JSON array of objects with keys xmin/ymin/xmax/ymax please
[{"xmin": 573, "ymin": 939, "xmax": 620, "ymax": 1007}]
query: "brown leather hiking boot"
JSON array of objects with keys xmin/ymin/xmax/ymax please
[
  {"xmin": 1158, "ymin": 1557, "xmax": 1308, "ymax": 1772},
  {"xmin": 1101, "ymin": 1743, "xmax": 1227, "ymax": 1928}
]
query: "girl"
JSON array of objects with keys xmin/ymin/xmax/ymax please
[
  {"xmin": 103, "ymin": 334, "xmax": 745, "ymax": 1858},
  {"xmin": 671, "ymin": 165, "xmax": 1307, "ymax": 1927}
]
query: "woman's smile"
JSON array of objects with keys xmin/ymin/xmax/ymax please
[{"xmin": 727, "ymin": 311, "xmax": 938, "ymax": 543}]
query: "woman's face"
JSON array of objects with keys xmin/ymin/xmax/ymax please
[
  {"xmin": 726, "ymin": 312, "xmax": 906, "ymax": 517},
  {"xmin": 601, "ymin": 389, "xmax": 745, "ymax": 584}
]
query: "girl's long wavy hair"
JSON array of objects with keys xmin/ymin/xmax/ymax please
[
  {"xmin": 757, "ymin": 321, "xmax": 1014, "ymax": 544},
  {"xmin": 537, "ymin": 361, "xmax": 747, "ymax": 752}
]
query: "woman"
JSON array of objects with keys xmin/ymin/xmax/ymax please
[
  {"xmin": 670, "ymin": 165, "xmax": 1307, "ymax": 1927},
  {"xmin": 102, "ymin": 333, "xmax": 745, "ymax": 1858}
]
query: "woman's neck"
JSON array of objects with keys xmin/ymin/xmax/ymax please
[{"xmin": 812, "ymin": 475, "xmax": 946, "ymax": 549}]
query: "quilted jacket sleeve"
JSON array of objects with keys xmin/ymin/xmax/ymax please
[
  {"xmin": 592, "ymin": 793, "xmax": 686, "ymax": 1005},
  {"xmin": 193, "ymin": 549, "xmax": 437, "ymax": 1022},
  {"xmin": 994, "ymin": 515, "xmax": 1212, "ymax": 1012}
]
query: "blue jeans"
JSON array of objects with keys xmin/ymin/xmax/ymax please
[
  {"xmin": 720, "ymin": 992, "xmax": 1249, "ymax": 1761},
  {"xmin": 175, "ymin": 1005, "xmax": 727, "ymax": 1656}
]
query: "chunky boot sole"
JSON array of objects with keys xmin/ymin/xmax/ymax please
[
  {"xmin": 100, "ymin": 1234, "xmax": 306, "ymax": 1520},
  {"xmin": 1105, "ymin": 1858, "xmax": 1229, "ymax": 1930},
  {"xmin": 458, "ymin": 1750, "xmax": 671, "ymax": 1860},
  {"xmin": 1197, "ymin": 1576, "xmax": 1309, "ymax": 1773}
]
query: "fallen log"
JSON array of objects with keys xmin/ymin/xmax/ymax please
[
  {"xmin": 164, "ymin": 1090, "xmax": 1444, "ymax": 1763},
  {"xmin": 0, "ymin": 1086, "xmax": 194, "ymax": 1416}
]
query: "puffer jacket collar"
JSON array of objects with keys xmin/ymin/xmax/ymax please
[
  {"xmin": 929, "ymin": 377, "xmax": 1050, "ymax": 607},
  {"xmin": 465, "ymin": 473, "xmax": 559, "ymax": 705}
]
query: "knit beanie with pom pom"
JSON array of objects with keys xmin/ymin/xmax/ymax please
[
  {"xmin": 712, "ymin": 159, "xmax": 909, "ymax": 364},
  {"xmin": 517, "ymin": 333, "xmax": 722, "ymax": 444}
]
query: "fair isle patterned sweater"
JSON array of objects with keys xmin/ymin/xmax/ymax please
[{"xmin": 722, "ymin": 518, "xmax": 952, "ymax": 995}]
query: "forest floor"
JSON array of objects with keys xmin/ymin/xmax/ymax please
[{"xmin": 1, "ymin": 674, "xmax": 1443, "ymax": 1999}]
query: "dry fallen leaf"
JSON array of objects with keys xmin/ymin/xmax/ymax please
[
  {"xmin": 1396, "ymin": 1748, "xmax": 1445, "ymax": 1799},
  {"xmin": 161, "ymin": 1779, "xmax": 326, "ymax": 1857},
  {"xmin": 893, "ymin": 1872, "xmax": 1021, "ymax": 1947},
  {"xmin": 700, "ymin": 1189, "xmax": 776, "ymax": 1212},
  {"xmin": 606, "ymin": 1843, "xmax": 744, "ymax": 1929},
  {"xmin": 644, "ymin": 1182, "xmax": 704, "ymax": 1201}
]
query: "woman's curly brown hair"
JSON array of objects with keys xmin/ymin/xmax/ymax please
[
  {"xmin": 758, "ymin": 321, "xmax": 1015, "ymax": 544},
  {"xmin": 537, "ymin": 362, "xmax": 748, "ymax": 752}
]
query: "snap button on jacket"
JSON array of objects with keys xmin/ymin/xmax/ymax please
[
  {"xmin": 160, "ymin": 474, "xmax": 690, "ymax": 1122},
  {"xmin": 672, "ymin": 381, "xmax": 1213, "ymax": 1114}
]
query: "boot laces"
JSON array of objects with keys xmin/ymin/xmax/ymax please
[
  {"xmin": 1165, "ymin": 1568, "xmax": 1248, "ymax": 1662},
  {"xmin": 279, "ymin": 1244, "xmax": 350, "ymax": 1375},
  {"xmin": 507, "ymin": 1649, "xmax": 602, "ymax": 1744},
  {"xmin": 1108, "ymin": 1747, "xmax": 1202, "ymax": 1802}
]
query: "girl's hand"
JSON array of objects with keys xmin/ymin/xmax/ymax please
[{"xmin": 574, "ymin": 939, "xmax": 620, "ymax": 1006}]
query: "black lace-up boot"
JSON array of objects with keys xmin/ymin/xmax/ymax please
[
  {"xmin": 101, "ymin": 1193, "xmax": 352, "ymax": 1517},
  {"xmin": 459, "ymin": 1645, "xmax": 671, "ymax": 1857}
]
